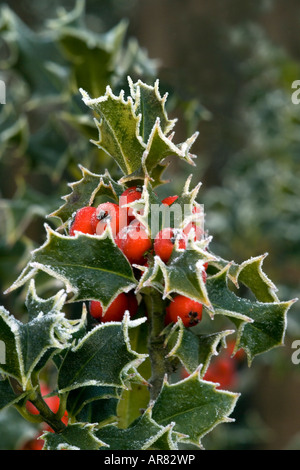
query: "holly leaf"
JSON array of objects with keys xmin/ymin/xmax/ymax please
[
  {"xmin": 66, "ymin": 385, "xmax": 120, "ymax": 420},
  {"xmin": 80, "ymin": 78, "xmax": 198, "ymax": 179},
  {"xmin": 151, "ymin": 371, "xmax": 239, "ymax": 447},
  {"xmin": 57, "ymin": 313, "xmax": 148, "ymax": 393},
  {"xmin": 49, "ymin": 166, "xmax": 124, "ymax": 225},
  {"xmin": 130, "ymin": 78, "xmax": 176, "ymax": 142},
  {"xmin": 211, "ymin": 253, "xmax": 279, "ymax": 303},
  {"xmin": 0, "ymin": 280, "xmax": 79, "ymax": 390},
  {"xmin": 164, "ymin": 319, "xmax": 234, "ymax": 376},
  {"xmin": 42, "ymin": 422, "xmax": 108, "ymax": 450},
  {"xmin": 138, "ymin": 238, "xmax": 216, "ymax": 310},
  {"xmin": 95, "ymin": 407, "xmax": 180, "ymax": 450},
  {"xmin": 5, "ymin": 225, "xmax": 137, "ymax": 311},
  {"xmin": 0, "ymin": 375, "xmax": 28, "ymax": 411},
  {"xmin": 206, "ymin": 265, "xmax": 296, "ymax": 364},
  {"xmin": 80, "ymin": 85, "xmax": 145, "ymax": 175}
]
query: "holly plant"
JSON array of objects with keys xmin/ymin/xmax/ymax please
[{"xmin": 0, "ymin": 78, "xmax": 296, "ymax": 451}]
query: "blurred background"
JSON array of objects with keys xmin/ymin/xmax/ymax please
[{"xmin": 0, "ymin": 0, "xmax": 299, "ymax": 450}]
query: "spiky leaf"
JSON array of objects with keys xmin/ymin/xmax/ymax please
[
  {"xmin": 206, "ymin": 265, "xmax": 296, "ymax": 363},
  {"xmin": 57, "ymin": 314, "xmax": 147, "ymax": 393},
  {"xmin": 6, "ymin": 225, "xmax": 137, "ymax": 311},
  {"xmin": 0, "ymin": 281, "xmax": 78, "ymax": 389},
  {"xmin": 95, "ymin": 407, "xmax": 179, "ymax": 450},
  {"xmin": 42, "ymin": 422, "xmax": 107, "ymax": 450},
  {"xmin": 49, "ymin": 166, "xmax": 124, "ymax": 225},
  {"xmin": 165, "ymin": 319, "xmax": 234, "ymax": 376},
  {"xmin": 151, "ymin": 371, "xmax": 239, "ymax": 447}
]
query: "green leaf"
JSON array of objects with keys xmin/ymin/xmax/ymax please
[
  {"xmin": 0, "ymin": 5, "xmax": 68, "ymax": 105},
  {"xmin": 151, "ymin": 371, "xmax": 239, "ymax": 447},
  {"xmin": 164, "ymin": 319, "xmax": 234, "ymax": 376},
  {"xmin": 95, "ymin": 407, "xmax": 179, "ymax": 450},
  {"xmin": 232, "ymin": 254, "xmax": 279, "ymax": 303},
  {"xmin": 81, "ymin": 86, "xmax": 145, "ymax": 175},
  {"xmin": 206, "ymin": 265, "xmax": 296, "ymax": 364},
  {"xmin": 76, "ymin": 396, "xmax": 119, "ymax": 426},
  {"xmin": 138, "ymin": 238, "xmax": 216, "ymax": 310},
  {"xmin": 57, "ymin": 313, "xmax": 148, "ymax": 393},
  {"xmin": 0, "ymin": 376, "xmax": 28, "ymax": 411},
  {"xmin": 67, "ymin": 385, "xmax": 120, "ymax": 419},
  {"xmin": 55, "ymin": 12, "xmax": 129, "ymax": 98},
  {"xmin": 6, "ymin": 225, "xmax": 137, "ymax": 310},
  {"xmin": 49, "ymin": 166, "xmax": 124, "ymax": 225},
  {"xmin": 0, "ymin": 280, "xmax": 79, "ymax": 389},
  {"xmin": 42, "ymin": 422, "xmax": 107, "ymax": 450},
  {"xmin": 80, "ymin": 78, "xmax": 198, "ymax": 178},
  {"xmin": 129, "ymin": 78, "xmax": 176, "ymax": 142}
]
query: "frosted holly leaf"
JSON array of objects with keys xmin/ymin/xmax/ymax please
[
  {"xmin": 0, "ymin": 375, "xmax": 29, "ymax": 411},
  {"xmin": 129, "ymin": 78, "xmax": 177, "ymax": 142},
  {"xmin": 80, "ymin": 78, "xmax": 198, "ymax": 180},
  {"xmin": 95, "ymin": 407, "xmax": 180, "ymax": 450},
  {"xmin": 42, "ymin": 422, "xmax": 108, "ymax": 450},
  {"xmin": 57, "ymin": 313, "xmax": 148, "ymax": 393},
  {"xmin": 210, "ymin": 253, "xmax": 279, "ymax": 303},
  {"xmin": 164, "ymin": 319, "xmax": 234, "ymax": 376},
  {"xmin": 151, "ymin": 371, "xmax": 239, "ymax": 447},
  {"xmin": 206, "ymin": 265, "xmax": 297, "ymax": 364},
  {"xmin": 80, "ymin": 85, "xmax": 145, "ymax": 175},
  {"xmin": 5, "ymin": 225, "xmax": 137, "ymax": 311},
  {"xmin": 66, "ymin": 385, "xmax": 120, "ymax": 420},
  {"xmin": 233, "ymin": 254, "xmax": 279, "ymax": 303},
  {"xmin": 0, "ymin": 280, "xmax": 81, "ymax": 390},
  {"xmin": 48, "ymin": 166, "xmax": 124, "ymax": 225},
  {"xmin": 138, "ymin": 238, "xmax": 216, "ymax": 310}
]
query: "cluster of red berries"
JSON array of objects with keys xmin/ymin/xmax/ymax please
[{"xmin": 69, "ymin": 186, "xmax": 207, "ymax": 327}]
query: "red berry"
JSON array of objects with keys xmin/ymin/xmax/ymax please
[
  {"xmin": 204, "ymin": 357, "xmax": 237, "ymax": 390},
  {"xmin": 165, "ymin": 295, "xmax": 203, "ymax": 328},
  {"xmin": 162, "ymin": 195, "xmax": 178, "ymax": 206},
  {"xmin": 154, "ymin": 228, "xmax": 187, "ymax": 263},
  {"xmin": 95, "ymin": 202, "xmax": 120, "ymax": 237},
  {"xmin": 115, "ymin": 219, "xmax": 152, "ymax": 265},
  {"xmin": 120, "ymin": 186, "xmax": 143, "ymax": 221},
  {"xmin": 183, "ymin": 221, "xmax": 204, "ymax": 241},
  {"xmin": 226, "ymin": 340, "xmax": 245, "ymax": 362},
  {"xmin": 89, "ymin": 292, "xmax": 129, "ymax": 322},
  {"xmin": 69, "ymin": 206, "xmax": 97, "ymax": 236}
]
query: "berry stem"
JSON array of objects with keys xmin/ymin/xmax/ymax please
[
  {"xmin": 26, "ymin": 390, "xmax": 67, "ymax": 434},
  {"xmin": 143, "ymin": 288, "xmax": 169, "ymax": 401}
]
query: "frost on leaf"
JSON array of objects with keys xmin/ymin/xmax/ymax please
[
  {"xmin": 151, "ymin": 371, "xmax": 239, "ymax": 447},
  {"xmin": 42, "ymin": 422, "xmax": 108, "ymax": 450},
  {"xmin": 0, "ymin": 280, "xmax": 81, "ymax": 390},
  {"xmin": 95, "ymin": 407, "xmax": 181, "ymax": 450},
  {"xmin": 5, "ymin": 225, "xmax": 137, "ymax": 311},
  {"xmin": 164, "ymin": 319, "xmax": 234, "ymax": 376},
  {"xmin": 80, "ymin": 78, "xmax": 198, "ymax": 183},
  {"xmin": 49, "ymin": 166, "xmax": 124, "ymax": 225},
  {"xmin": 57, "ymin": 313, "xmax": 148, "ymax": 393},
  {"xmin": 206, "ymin": 265, "xmax": 296, "ymax": 364}
]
